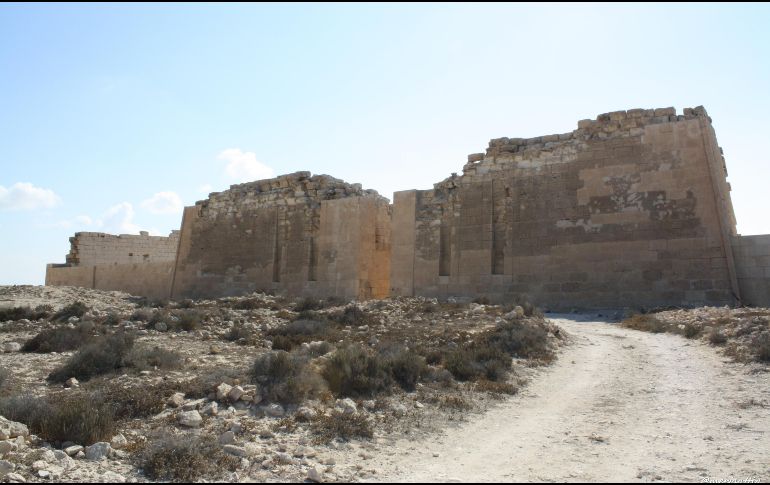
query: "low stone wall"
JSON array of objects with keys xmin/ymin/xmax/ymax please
[{"xmin": 45, "ymin": 262, "xmax": 175, "ymax": 301}]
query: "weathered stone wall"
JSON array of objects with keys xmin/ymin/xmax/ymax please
[
  {"xmin": 732, "ymin": 235, "xmax": 770, "ymax": 307},
  {"xmin": 45, "ymin": 262, "xmax": 175, "ymax": 301},
  {"xmin": 66, "ymin": 231, "xmax": 179, "ymax": 266},
  {"xmin": 391, "ymin": 106, "xmax": 742, "ymax": 310},
  {"xmin": 170, "ymin": 172, "xmax": 391, "ymax": 300}
]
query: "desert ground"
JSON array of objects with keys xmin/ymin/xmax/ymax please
[{"xmin": 0, "ymin": 285, "xmax": 767, "ymax": 483}]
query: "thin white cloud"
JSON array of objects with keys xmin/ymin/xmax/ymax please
[
  {"xmin": 101, "ymin": 202, "xmax": 141, "ymax": 234},
  {"xmin": 53, "ymin": 215, "xmax": 94, "ymax": 229},
  {"xmin": 140, "ymin": 191, "xmax": 183, "ymax": 214},
  {"xmin": 198, "ymin": 184, "xmax": 213, "ymax": 194},
  {"xmin": 218, "ymin": 148, "xmax": 274, "ymax": 183},
  {"xmin": 0, "ymin": 182, "xmax": 61, "ymax": 211}
]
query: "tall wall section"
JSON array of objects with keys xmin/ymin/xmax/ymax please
[
  {"xmin": 170, "ymin": 172, "xmax": 391, "ymax": 300},
  {"xmin": 391, "ymin": 106, "xmax": 741, "ymax": 310}
]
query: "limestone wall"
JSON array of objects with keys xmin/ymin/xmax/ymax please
[
  {"xmin": 45, "ymin": 262, "xmax": 174, "ymax": 301},
  {"xmin": 66, "ymin": 231, "xmax": 179, "ymax": 266},
  {"xmin": 46, "ymin": 230, "xmax": 180, "ymax": 300},
  {"xmin": 170, "ymin": 172, "xmax": 391, "ymax": 300},
  {"xmin": 390, "ymin": 106, "xmax": 741, "ymax": 310},
  {"xmin": 732, "ymin": 235, "xmax": 770, "ymax": 307}
]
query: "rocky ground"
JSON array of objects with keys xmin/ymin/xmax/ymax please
[
  {"xmin": 0, "ymin": 286, "xmax": 767, "ymax": 483},
  {"xmin": 0, "ymin": 286, "xmax": 563, "ymax": 483}
]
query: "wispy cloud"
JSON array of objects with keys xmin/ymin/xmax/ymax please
[
  {"xmin": 218, "ymin": 148, "xmax": 274, "ymax": 184},
  {"xmin": 101, "ymin": 202, "xmax": 141, "ymax": 234},
  {"xmin": 55, "ymin": 203, "xmax": 141, "ymax": 234},
  {"xmin": 0, "ymin": 182, "xmax": 61, "ymax": 211},
  {"xmin": 140, "ymin": 191, "xmax": 183, "ymax": 214}
]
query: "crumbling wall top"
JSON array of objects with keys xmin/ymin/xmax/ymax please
[
  {"xmin": 442, "ymin": 106, "xmax": 713, "ymax": 191},
  {"xmin": 196, "ymin": 171, "xmax": 388, "ymax": 216}
]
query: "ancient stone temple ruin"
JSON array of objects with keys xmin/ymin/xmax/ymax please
[{"xmin": 46, "ymin": 106, "xmax": 770, "ymax": 309}]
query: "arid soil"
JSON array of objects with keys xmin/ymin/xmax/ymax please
[
  {"xmin": 370, "ymin": 314, "xmax": 770, "ymax": 483},
  {"xmin": 0, "ymin": 286, "xmax": 768, "ymax": 483},
  {"xmin": 0, "ymin": 285, "xmax": 561, "ymax": 483}
]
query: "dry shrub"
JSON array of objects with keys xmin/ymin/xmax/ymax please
[
  {"xmin": 708, "ymin": 328, "xmax": 728, "ymax": 345},
  {"xmin": 380, "ymin": 345, "xmax": 426, "ymax": 392},
  {"xmin": 0, "ymin": 392, "xmax": 116, "ymax": 446},
  {"xmin": 51, "ymin": 301, "xmax": 89, "ymax": 322},
  {"xmin": 140, "ymin": 433, "xmax": 239, "ymax": 482},
  {"xmin": 181, "ymin": 368, "xmax": 245, "ymax": 399},
  {"xmin": 130, "ymin": 308, "xmax": 154, "ymax": 322},
  {"xmin": 486, "ymin": 320, "xmax": 551, "ymax": 359},
  {"xmin": 752, "ymin": 333, "xmax": 770, "ymax": 362},
  {"xmin": 445, "ymin": 344, "xmax": 511, "ymax": 382},
  {"xmin": 621, "ymin": 314, "xmax": 667, "ymax": 333},
  {"xmin": 294, "ymin": 297, "xmax": 323, "ymax": 312},
  {"xmin": 0, "ymin": 367, "xmax": 11, "ymax": 393},
  {"xmin": 311, "ymin": 410, "xmax": 373, "ymax": 442},
  {"xmin": 0, "ymin": 305, "xmax": 52, "ymax": 321},
  {"xmin": 330, "ymin": 306, "xmax": 371, "ymax": 326},
  {"xmin": 171, "ymin": 310, "xmax": 201, "ymax": 332},
  {"xmin": 437, "ymin": 395, "xmax": 472, "ymax": 411},
  {"xmin": 476, "ymin": 379, "xmax": 518, "ymax": 396},
  {"xmin": 48, "ymin": 331, "xmax": 181, "ymax": 382},
  {"xmin": 127, "ymin": 345, "xmax": 183, "ymax": 371},
  {"xmin": 224, "ymin": 324, "xmax": 257, "ymax": 344},
  {"xmin": 683, "ymin": 323, "xmax": 701, "ymax": 339},
  {"xmin": 48, "ymin": 331, "xmax": 135, "ymax": 383},
  {"xmin": 22, "ymin": 322, "xmax": 98, "ymax": 353},
  {"xmin": 268, "ymin": 319, "xmax": 336, "ymax": 351},
  {"xmin": 322, "ymin": 344, "xmax": 391, "ymax": 397},
  {"xmin": 250, "ymin": 351, "xmax": 325, "ymax": 404},
  {"xmin": 100, "ymin": 381, "xmax": 168, "ymax": 419}
]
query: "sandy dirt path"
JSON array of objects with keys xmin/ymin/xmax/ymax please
[{"xmin": 369, "ymin": 315, "xmax": 770, "ymax": 483}]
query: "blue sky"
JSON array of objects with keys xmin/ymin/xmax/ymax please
[{"xmin": 2, "ymin": 3, "xmax": 769, "ymax": 284}]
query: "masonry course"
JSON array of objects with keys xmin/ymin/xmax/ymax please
[{"xmin": 46, "ymin": 106, "xmax": 770, "ymax": 308}]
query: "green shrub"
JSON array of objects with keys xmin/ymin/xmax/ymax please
[
  {"xmin": 322, "ymin": 344, "xmax": 391, "ymax": 397},
  {"xmin": 51, "ymin": 301, "xmax": 89, "ymax": 322},
  {"xmin": 140, "ymin": 433, "xmax": 239, "ymax": 482},
  {"xmin": 250, "ymin": 351, "xmax": 325, "ymax": 404}
]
